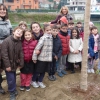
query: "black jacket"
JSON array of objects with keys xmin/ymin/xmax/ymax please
[{"xmin": 52, "ymin": 35, "xmax": 62, "ymax": 58}]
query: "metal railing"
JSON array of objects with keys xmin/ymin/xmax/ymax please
[{"xmin": 12, "ymin": 21, "xmax": 100, "ymax": 32}]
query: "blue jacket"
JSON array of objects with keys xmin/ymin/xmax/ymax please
[
  {"xmin": 52, "ymin": 35, "xmax": 62, "ymax": 58},
  {"xmin": 88, "ymin": 34, "xmax": 95, "ymax": 57}
]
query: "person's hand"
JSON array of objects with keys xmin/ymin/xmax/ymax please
[
  {"xmin": 18, "ymin": 66, "xmax": 22, "ymax": 69},
  {"xmin": 75, "ymin": 50, "xmax": 80, "ymax": 54},
  {"xmin": 72, "ymin": 51, "xmax": 76, "ymax": 54},
  {"xmin": 33, "ymin": 60, "xmax": 37, "ymax": 63},
  {"xmin": 54, "ymin": 56, "xmax": 58, "ymax": 60},
  {"xmin": 35, "ymin": 50, "xmax": 40, "ymax": 55},
  {"xmin": 6, "ymin": 67, "xmax": 11, "ymax": 72}
]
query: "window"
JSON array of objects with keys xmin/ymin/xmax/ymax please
[
  {"xmin": 23, "ymin": 0, "xmax": 25, "ymax": 3},
  {"xmin": 17, "ymin": 6, "xmax": 19, "ymax": 9},
  {"xmin": 17, "ymin": 0, "xmax": 19, "ymax": 3},
  {"xmin": 8, "ymin": 6, "xmax": 11, "ymax": 10}
]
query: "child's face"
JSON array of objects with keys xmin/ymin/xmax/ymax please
[
  {"xmin": 32, "ymin": 24, "xmax": 40, "ymax": 34},
  {"xmin": 13, "ymin": 29, "xmax": 23, "ymax": 39},
  {"xmin": 20, "ymin": 24, "xmax": 26, "ymax": 30},
  {"xmin": 72, "ymin": 29, "xmax": 77, "ymax": 37},
  {"xmin": 91, "ymin": 29, "xmax": 98, "ymax": 35},
  {"xmin": 77, "ymin": 24, "xmax": 82, "ymax": 28},
  {"xmin": 24, "ymin": 31, "xmax": 32, "ymax": 41},
  {"xmin": 60, "ymin": 26, "xmax": 67, "ymax": 33},
  {"xmin": 68, "ymin": 24, "xmax": 74, "ymax": 29},
  {"xmin": 44, "ymin": 26, "xmax": 52, "ymax": 34},
  {"xmin": 52, "ymin": 29, "xmax": 58, "ymax": 36}
]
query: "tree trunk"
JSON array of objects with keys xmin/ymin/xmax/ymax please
[{"xmin": 80, "ymin": 0, "xmax": 91, "ymax": 91}]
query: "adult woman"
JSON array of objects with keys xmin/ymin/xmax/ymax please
[
  {"xmin": 50, "ymin": 6, "xmax": 73, "ymax": 24},
  {"xmin": 0, "ymin": 4, "xmax": 12, "ymax": 94}
]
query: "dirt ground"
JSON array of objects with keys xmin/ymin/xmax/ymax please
[{"xmin": 1, "ymin": 66, "xmax": 100, "ymax": 100}]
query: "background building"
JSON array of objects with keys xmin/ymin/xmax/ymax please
[{"xmin": 4, "ymin": 0, "xmax": 39, "ymax": 11}]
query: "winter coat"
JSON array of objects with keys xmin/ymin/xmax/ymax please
[
  {"xmin": 68, "ymin": 38, "xmax": 83, "ymax": 63},
  {"xmin": 0, "ymin": 18, "xmax": 12, "ymax": 70},
  {"xmin": 98, "ymin": 34, "xmax": 100, "ymax": 51},
  {"xmin": 22, "ymin": 39, "xmax": 37, "ymax": 62},
  {"xmin": 32, "ymin": 33, "xmax": 53, "ymax": 62},
  {"xmin": 0, "ymin": 18, "xmax": 12, "ymax": 43},
  {"xmin": 51, "ymin": 14, "xmax": 73, "ymax": 24},
  {"xmin": 58, "ymin": 31, "xmax": 70, "ymax": 55},
  {"xmin": 1, "ymin": 35, "xmax": 24, "ymax": 71},
  {"xmin": 88, "ymin": 34, "xmax": 95, "ymax": 57},
  {"xmin": 52, "ymin": 35, "xmax": 62, "ymax": 59}
]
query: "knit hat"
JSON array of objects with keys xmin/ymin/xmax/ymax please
[{"xmin": 60, "ymin": 16, "xmax": 68, "ymax": 24}]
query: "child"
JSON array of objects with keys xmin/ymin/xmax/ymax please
[
  {"xmin": 48, "ymin": 25, "xmax": 62, "ymax": 81},
  {"xmin": 30, "ymin": 22, "xmax": 43, "ymax": 40},
  {"xmin": 58, "ymin": 24, "xmax": 70, "ymax": 77},
  {"xmin": 32, "ymin": 25, "xmax": 53, "ymax": 88},
  {"xmin": 68, "ymin": 28, "xmax": 83, "ymax": 73},
  {"xmin": 20, "ymin": 30, "xmax": 37, "ymax": 91},
  {"xmin": 76, "ymin": 21, "xmax": 84, "ymax": 40},
  {"xmin": 1, "ymin": 27, "xmax": 24, "ymax": 100},
  {"xmin": 89, "ymin": 22, "xmax": 94, "ymax": 29},
  {"xmin": 67, "ymin": 21, "xmax": 75, "ymax": 36},
  {"xmin": 32, "ymin": 24, "xmax": 53, "ymax": 88},
  {"xmin": 30, "ymin": 22, "xmax": 43, "ymax": 87},
  {"xmin": 88, "ymin": 26, "xmax": 99, "ymax": 73},
  {"xmin": 97, "ymin": 33, "xmax": 100, "ymax": 74},
  {"xmin": 19, "ymin": 21, "xmax": 28, "ymax": 30}
]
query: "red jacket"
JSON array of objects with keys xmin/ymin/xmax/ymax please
[
  {"xmin": 58, "ymin": 33, "xmax": 70, "ymax": 55},
  {"xmin": 23, "ymin": 39, "xmax": 37, "ymax": 62}
]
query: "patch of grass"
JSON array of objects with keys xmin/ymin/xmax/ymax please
[{"xmin": 9, "ymin": 13, "xmax": 57, "ymax": 24}]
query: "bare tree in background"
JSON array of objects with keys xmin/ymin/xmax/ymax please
[{"xmin": 80, "ymin": 0, "xmax": 91, "ymax": 91}]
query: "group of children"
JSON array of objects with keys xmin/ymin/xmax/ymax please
[{"xmin": 0, "ymin": 20, "xmax": 100, "ymax": 100}]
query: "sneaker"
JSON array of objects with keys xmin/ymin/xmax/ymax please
[
  {"xmin": 10, "ymin": 92, "xmax": 16, "ymax": 100},
  {"xmin": 91, "ymin": 69, "xmax": 95, "ymax": 73},
  {"xmin": 57, "ymin": 72, "xmax": 64, "ymax": 77},
  {"xmin": 38, "ymin": 82, "xmax": 46, "ymax": 88},
  {"xmin": 0, "ymin": 86, "xmax": 5, "ymax": 94},
  {"xmin": 87, "ymin": 69, "xmax": 91, "ymax": 73},
  {"xmin": 26, "ymin": 86, "xmax": 30, "ymax": 91},
  {"xmin": 31, "ymin": 82, "xmax": 39, "ymax": 88},
  {"xmin": 48, "ymin": 75, "xmax": 55, "ymax": 81},
  {"xmin": 61, "ymin": 70, "xmax": 67, "ymax": 75},
  {"xmin": 52, "ymin": 75, "xmax": 56, "ymax": 80},
  {"xmin": 14, "ymin": 90, "xmax": 18, "ymax": 96},
  {"xmin": 20, "ymin": 86, "xmax": 25, "ymax": 91},
  {"xmin": 71, "ymin": 70, "xmax": 75, "ymax": 73}
]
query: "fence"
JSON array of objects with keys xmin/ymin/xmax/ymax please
[{"xmin": 12, "ymin": 21, "xmax": 100, "ymax": 32}]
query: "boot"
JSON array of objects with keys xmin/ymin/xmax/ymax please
[
  {"xmin": 10, "ymin": 92, "xmax": 16, "ymax": 100},
  {"xmin": 0, "ymin": 85, "xmax": 5, "ymax": 94}
]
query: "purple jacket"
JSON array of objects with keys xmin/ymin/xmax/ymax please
[{"xmin": 51, "ymin": 14, "xmax": 73, "ymax": 24}]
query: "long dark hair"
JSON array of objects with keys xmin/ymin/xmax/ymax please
[
  {"xmin": 0, "ymin": 4, "xmax": 8, "ymax": 20},
  {"xmin": 70, "ymin": 28, "xmax": 80, "ymax": 39}
]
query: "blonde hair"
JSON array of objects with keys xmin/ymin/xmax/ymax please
[
  {"xmin": 18, "ymin": 21, "xmax": 27, "ymax": 27},
  {"xmin": 60, "ymin": 6, "xmax": 69, "ymax": 15}
]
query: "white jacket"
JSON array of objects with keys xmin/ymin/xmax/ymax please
[{"xmin": 68, "ymin": 38, "xmax": 83, "ymax": 63}]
